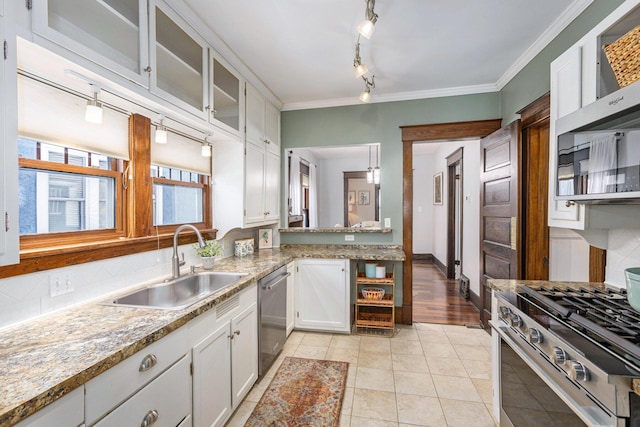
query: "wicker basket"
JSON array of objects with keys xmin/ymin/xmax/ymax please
[
  {"xmin": 362, "ymin": 287, "xmax": 385, "ymax": 300},
  {"xmin": 603, "ymin": 24, "xmax": 640, "ymax": 88}
]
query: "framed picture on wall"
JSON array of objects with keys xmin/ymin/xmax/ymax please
[
  {"xmin": 358, "ymin": 191, "xmax": 370, "ymax": 205},
  {"xmin": 433, "ymin": 172, "xmax": 443, "ymax": 205},
  {"xmin": 259, "ymin": 229, "xmax": 273, "ymax": 249}
]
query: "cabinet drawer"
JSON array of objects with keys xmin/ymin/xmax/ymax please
[
  {"xmin": 94, "ymin": 354, "xmax": 191, "ymax": 427},
  {"xmin": 85, "ymin": 328, "xmax": 188, "ymax": 425},
  {"xmin": 15, "ymin": 386, "xmax": 83, "ymax": 427}
]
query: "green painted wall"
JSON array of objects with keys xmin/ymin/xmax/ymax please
[
  {"xmin": 281, "ymin": 1, "xmax": 626, "ymax": 248},
  {"xmin": 281, "ymin": 93, "xmax": 501, "ymax": 246}
]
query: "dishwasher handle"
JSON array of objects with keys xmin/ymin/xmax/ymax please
[{"xmin": 261, "ymin": 272, "xmax": 290, "ymax": 291}]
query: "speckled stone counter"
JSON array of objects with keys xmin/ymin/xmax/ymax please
[
  {"xmin": 487, "ymin": 279, "xmax": 612, "ymax": 293},
  {"xmin": 0, "ymin": 245, "xmax": 404, "ymax": 426}
]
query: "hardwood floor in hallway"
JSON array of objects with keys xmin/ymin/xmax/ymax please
[{"xmin": 412, "ymin": 259, "xmax": 481, "ymax": 326}]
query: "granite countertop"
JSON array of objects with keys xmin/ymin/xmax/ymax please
[
  {"xmin": 0, "ymin": 245, "xmax": 405, "ymax": 426},
  {"xmin": 487, "ymin": 278, "xmax": 612, "ymax": 293},
  {"xmin": 279, "ymin": 227, "xmax": 392, "ymax": 233}
]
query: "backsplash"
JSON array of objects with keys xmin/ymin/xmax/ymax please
[
  {"xmin": 606, "ymin": 228, "xmax": 640, "ymax": 287},
  {"xmin": 0, "ymin": 225, "xmax": 277, "ymax": 330}
]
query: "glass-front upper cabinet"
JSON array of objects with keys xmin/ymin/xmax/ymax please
[
  {"xmin": 210, "ymin": 53, "xmax": 243, "ymax": 137},
  {"xmin": 31, "ymin": 0, "xmax": 149, "ymax": 87},
  {"xmin": 150, "ymin": 1, "xmax": 208, "ymax": 119}
]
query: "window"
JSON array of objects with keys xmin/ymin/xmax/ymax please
[
  {"xmin": 17, "ymin": 138, "xmax": 124, "ymax": 245},
  {"xmin": 151, "ymin": 165, "xmax": 206, "ymax": 226}
]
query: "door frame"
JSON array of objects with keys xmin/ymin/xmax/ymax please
[
  {"xmin": 400, "ymin": 119, "xmax": 502, "ymax": 324},
  {"xmin": 446, "ymin": 148, "xmax": 463, "ymax": 280}
]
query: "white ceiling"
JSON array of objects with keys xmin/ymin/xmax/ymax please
[{"xmin": 179, "ymin": 0, "xmax": 590, "ymax": 110}]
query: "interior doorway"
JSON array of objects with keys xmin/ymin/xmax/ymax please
[{"xmin": 446, "ymin": 148, "xmax": 463, "ymax": 281}]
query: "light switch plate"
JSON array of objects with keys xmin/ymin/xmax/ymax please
[
  {"xmin": 384, "ymin": 218, "xmax": 391, "ymax": 228},
  {"xmin": 345, "ymin": 234, "xmax": 355, "ymax": 241}
]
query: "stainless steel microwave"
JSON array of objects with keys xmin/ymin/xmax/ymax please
[{"xmin": 556, "ymin": 81, "xmax": 640, "ymax": 203}]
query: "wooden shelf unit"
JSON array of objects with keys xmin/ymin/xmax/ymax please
[{"xmin": 354, "ymin": 263, "xmax": 395, "ymax": 336}]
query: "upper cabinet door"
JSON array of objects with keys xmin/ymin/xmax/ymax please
[
  {"xmin": 210, "ymin": 53, "xmax": 243, "ymax": 137},
  {"xmin": 149, "ymin": 1, "xmax": 208, "ymax": 119},
  {"xmin": 549, "ymin": 44, "xmax": 585, "ymax": 228},
  {"xmin": 0, "ymin": 13, "xmax": 20, "ymax": 267},
  {"xmin": 31, "ymin": 0, "xmax": 149, "ymax": 87},
  {"xmin": 264, "ymin": 100, "xmax": 280, "ymax": 155},
  {"xmin": 245, "ymin": 83, "xmax": 265, "ymax": 148}
]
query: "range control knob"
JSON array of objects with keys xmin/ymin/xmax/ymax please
[
  {"xmin": 528, "ymin": 328, "xmax": 543, "ymax": 344},
  {"xmin": 551, "ymin": 346, "xmax": 567, "ymax": 364},
  {"xmin": 569, "ymin": 361, "xmax": 589, "ymax": 382},
  {"xmin": 499, "ymin": 306, "xmax": 511, "ymax": 319},
  {"xmin": 509, "ymin": 314, "xmax": 522, "ymax": 328}
]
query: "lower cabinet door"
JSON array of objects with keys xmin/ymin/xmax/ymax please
[
  {"xmin": 94, "ymin": 354, "xmax": 191, "ymax": 427},
  {"xmin": 192, "ymin": 320, "xmax": 232, "ymax": 427},
  {"xmin": 295, "ymin": 259, "xmax": 350, "ymax": 333},
  {"xmin": 231, "ymin": 301, "xmax": 258, "ymax": 406}
]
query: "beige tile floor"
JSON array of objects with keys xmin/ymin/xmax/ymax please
[{"xmin": 226, "ymin": 323, "xmax": 497, "ymax": 427}]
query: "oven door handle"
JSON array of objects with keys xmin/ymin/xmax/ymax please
[
  {"xmin": 490, "ymin": 321, "xmax": 617, "ymax": 427},
  {"xmin": 261, "ymin": 272, "xmax": 290, "ymax": 291}
]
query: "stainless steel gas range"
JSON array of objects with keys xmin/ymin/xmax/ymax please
[{"xmin": 491, "ymin": 285, "xmax": 640, "ymax": 427}]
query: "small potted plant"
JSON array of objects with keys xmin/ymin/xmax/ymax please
[{"xmin": 194, "ymin": 240, "xmax": 223, "ymax": 270}]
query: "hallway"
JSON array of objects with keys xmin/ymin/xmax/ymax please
[{"xmin": 412, "ymin": 259, "xmax": 481, "ymax": 326}]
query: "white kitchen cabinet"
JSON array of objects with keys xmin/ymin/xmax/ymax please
[
  {"xmin": 93, "ymin": 354, "xmax": 191, "ymax": 427},
  {"xmin": 15, "ymin": 387, "xmax": 84, "ymax": 427},
  {"xmin": 85, "ymin": 327, "xmax": 189, "ymax": 425},
  {"xmin": 190, "ymin": 283, "xmax": 258, "ymax": 427},
  {"xmin": 548, "ymin": 44, "xmax": 586, "ymax": 228},
  {"xmin": 149, "ymin": 0, "xmax": 208, "ymax": 119},
  {"xmin": 286, "ymin": 261, "xmax": 295, "ymax": 336},
  {"xmin": 246, "ymin": 83, "xmax": 280, "ymax": 155},
  {"xmin": 244, "ymin": 143, "xmax": 280, "ymax": 226},
  {"xmin": 295, "ymin": 259, "xmax": 350, "ymax": 333},
  {"xmin": 209, "ymin": 53, "xmax": 243, "ymax": 137},
  {"xmin": 31, "ymin": 0, "xmax": 149, "ymax": 87},
  {"xmin": 0, "ymin": 9, "xmax": 19, "ymax": 267}
]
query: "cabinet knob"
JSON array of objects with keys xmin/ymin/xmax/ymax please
[
  {"xmin": 264, "ymin": 139, "xmax": 270, "ymax": 144},
  {"xmin": 140, "ymin": 409, "xmax": 159, "ymax": 427},
  {"xmin": 143, "ymin": 66, "xmax": 152, "ymax": 73},
  {"xmin": 139, "ymin": 354, "xmax": 158, "ymax": 372},
  {"xmin": 234, "ymin": 330, "xmax": 241, "ymax": 336},
  {"xmin": 565, "ymin": 200, "xmax": 576, "ymax": 207}
]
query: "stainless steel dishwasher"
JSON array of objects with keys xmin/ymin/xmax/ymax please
[{"xmin": 258, "ymin": 265, "xmax": 289, "ymax": 378}]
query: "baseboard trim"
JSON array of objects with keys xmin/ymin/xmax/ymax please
[
  {"xmin": 432, "ymin": 256, "xmax": 446, "ymax": 275},
  {"xmin": 412, "ymin": 253, "xmax": 433, "ymax": 261},
  {"xmin": 470, "ymin": 289, "xmax": 481, "ymax": 312}
]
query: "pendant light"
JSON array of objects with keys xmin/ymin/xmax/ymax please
[
  {"xmin": 373, "ymin": 145, "xmax": 380, "ymax": 184},
  {"xmin": 367, "ymin": 145, "xmax": 374, "ymax": 184},
  {"xmin": 85, "ymin": 84, "xmax": 103, "ymax": 124},
  {"xmin": 155, "ymin": 115, "xmax": 168, "ymax": 144}
]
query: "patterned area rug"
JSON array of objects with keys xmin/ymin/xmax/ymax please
[{"xmin": 245, "ymin": 357, "xmax": 349, "ymax": 427}]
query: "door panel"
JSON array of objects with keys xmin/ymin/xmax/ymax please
[{"xmin": 479, "ymin": 121, "xmax": 519, "ymax": 328}]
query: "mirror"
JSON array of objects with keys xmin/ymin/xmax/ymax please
[{"xmin": 286, "ymin": 144, "xmax": 381, "ymax": 228}]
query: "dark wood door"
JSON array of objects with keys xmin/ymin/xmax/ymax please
[{"xmin": 479, "ymin": 121, "xmax": 520, "ymax": 328}]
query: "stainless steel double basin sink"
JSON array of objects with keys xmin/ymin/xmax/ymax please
[{"xmin": 102, "ymin": 271, "xmax": 248, "ymax": 310}]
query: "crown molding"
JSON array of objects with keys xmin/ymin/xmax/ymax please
[
  {"xmin": 282, "ymin": 83, "xmax": 498, "ymax": 111},
  {"xmin": 496, "ymin": 0, "xmax": 595, "ymax": 90}
]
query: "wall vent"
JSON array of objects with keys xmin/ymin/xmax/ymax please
[
  {"xmin": 217, "ymin": 294, "xmax": 240, "ymax": 319},
  {"xmin": 459, "ymin": 275, "xmax": 470, "ymax": 301}
]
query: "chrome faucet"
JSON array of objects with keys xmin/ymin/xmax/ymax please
[{"xmin": 172, "ymin": 224, "xmax": 206, "ymax": 279}]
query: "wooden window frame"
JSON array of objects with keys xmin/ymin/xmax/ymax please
[
  {"xmin": 151, "ymin": 175, "xmax": 212, "ymax": 235},
  {"xmin": 1, "ymin": 114, "xmax": 216, "ymax": 279}
]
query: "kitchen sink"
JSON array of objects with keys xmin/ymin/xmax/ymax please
[{"xmin": 101, "ymin": 271, "xmax": 248, "ymax": 310}]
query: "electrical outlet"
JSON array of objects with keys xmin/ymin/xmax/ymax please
[
  {"xmin": 384, "ymin": 218, "xmax": 391, "ymax": 228},
  {"xmin": 49, "ymin": 272, "xmax": 74, "ymax": 297},
  {"xmin": 345, "ymin": 234, "xmax": 355, "ymax": 241}
]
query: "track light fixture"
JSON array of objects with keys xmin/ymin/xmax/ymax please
[
  {"xmin": 155, "ymin": 115, "xmax": 168, "ymax": 144},
  {"xmin": 358, "ymin": 0, "xmax": 378, "ymax": 39},
  {"xmin": 85, "ymin": 84, "xmax": 103, "ymax": 124},
  {"xmin": 353, "ymin": 41, "xmax": 368, "ymax": 78},
  {"xmin": 360, "ymin": 76, "xmax": 375, "ymax": 103},
  {"xmin": 201, "ymin": 135, "xmax": 212, "ymax": 157}
]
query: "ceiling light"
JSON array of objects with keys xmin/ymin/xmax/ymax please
[
  {"xmin": 353, "ymin": 41, "xmax": 368, "ymax": 78},
  {"xmin": 360, "ymin": 76, "xmax": 375, "ymax": 103},
  {"xmin": 367, "ymin": 145, "xmax": 374, "ymax": 183},
  {"xmin": 155, "ymin": 115, "xmax": 168, "ymax": 144},
  {"xmin": 358, "ymin": 0, "xmax": 378, "ymax": 39},
  {"xmin": 373, "ymin": 145, "xmax": 380, "ymax": 184},
  {"xmin": 85, "ymin": 84, "xmax": 103, "ymax": 124}
]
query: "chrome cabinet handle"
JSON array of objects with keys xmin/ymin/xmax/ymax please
[
  {"xmin": 139, "ymin": 354, "xmax": 158, "ymax": 372},
  {"xmin": 141, "ymin": 409, "xmax": 159, "ymax": 427},
  {"xmin": 228, "ymin": 330, "xmax": 240, "ymax": 340}
]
